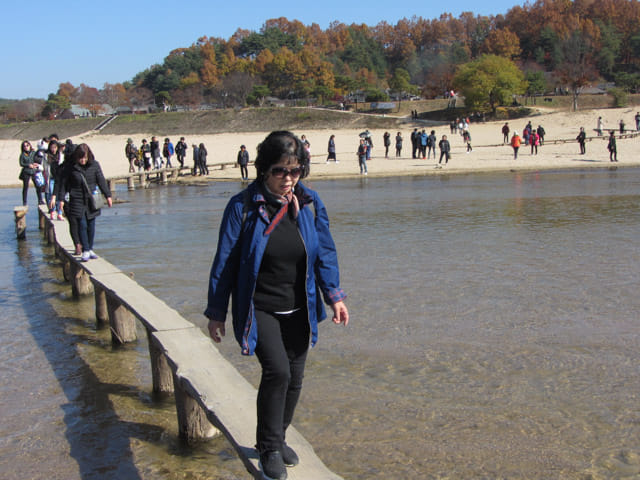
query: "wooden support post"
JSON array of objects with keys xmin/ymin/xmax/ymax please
[
  {"xmin": 94, "ymin": 284, "xmax": 109, "ymax": 326},
  {"xmin": 70, "ymin": 262, "xmax": 93, "ymax": 297},
  {"xmin": 106, "ymin": 294, "xmax": 137, "ymax": 344},
  {"xmin": 161, "ymin": 170, "xmax": 168, "ymax": 185},
  {"xmin": 14, "ymin": 206, "xmax": 28, "ymax": 240},
  {"xmin": 38, "ymin": 209, "xmax": 46, "ymax": 230},
  {"xmin": 172, "ymin": 373, "xmax": 219, "ymax": 443},
  {"xmin": 61, "ymin": 255, "xmax": 71, "ymax": 282},
  {"xmin": 127, "ymin": 176, "xmax": 135, "ymax": 191},
  {"xmin": 108, "ymin": 179, "xmax": 115, "ymax": 193},
  {"xmin": 46, "ymin": 222, "xmax": 56, "ymax": 245},
  {"xmin": 146, "ymin": 329, "xmax": 174, "ymax": 393},
  {"xmin": 220, "ymin": 163, "xmax": 226, "ymax": 170},
  {"xmin": 139, "ymin": 173, "xmax": 146, "ymax": 189}
]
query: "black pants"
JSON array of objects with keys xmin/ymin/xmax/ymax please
[
  {"xmin": 22, "ymin": 175, "xmax": 44, "ymax": 206},
  {"xmin": 240, "ymin": 164, "xmax": 248, "ymax": 179},
  {"xmin": 254, "ymin": 309, "xmax": 310, "ymax": 453}
]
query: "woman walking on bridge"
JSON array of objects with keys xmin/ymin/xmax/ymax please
[
  {"xmin": 53, "ymin": 143, "xmax": 112, "ymax": 260},
  {"xmin": 205, "ymin": 131, "xmax": 349, "ymax": 480}
]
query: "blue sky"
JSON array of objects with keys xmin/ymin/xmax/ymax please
[{"xmin": 2, "ymin": 0, "xmax": 519, "ymax": 100}]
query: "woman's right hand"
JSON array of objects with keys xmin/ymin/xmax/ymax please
[{"xmin": 208, "ymin": 320, "xmax": 226, "ymax": 343}]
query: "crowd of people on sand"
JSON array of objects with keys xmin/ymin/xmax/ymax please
[{"xmin": 19, "ymin": 134, "xmax": 112, "ymax": 262}]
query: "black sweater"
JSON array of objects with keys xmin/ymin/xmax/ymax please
[{"xmin": 253, "ymin": 204, "xmax": 307, "ymax": 313}]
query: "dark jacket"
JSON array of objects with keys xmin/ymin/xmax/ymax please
[
  {"xmin": 19, "ymin": 151, "xmax": 37, "ymax": 177},
  {"xmin": 204, "ymin": 181, "xmax": 346, "ymax": 355},
  {"xmin": 237, "ymin": 149, "xmax": 249, "ymax": 166},
  {"xmin": 56, "ymin": 160, "xmax": 111, "ymax": 219}
]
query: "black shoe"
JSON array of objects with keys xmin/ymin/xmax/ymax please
[
  {"xmin": 282, "ymin": 443, "xmax": 299, "ymax": 467},
  {"xmin": 260, "ymin": 450, "xmax": 287, "ymax": 480}
]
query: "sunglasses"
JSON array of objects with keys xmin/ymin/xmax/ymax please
[{"xmin": 269, "ymin": 166, "xmax": 303, "ymax": 178}]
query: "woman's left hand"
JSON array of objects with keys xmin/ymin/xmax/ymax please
[
  {"xmin": 107, "ymin": 197, "xmax": 113, "ymax": 208},
  {"xmin": 331, "ymin": 300, "xmax": 349, "ymax": 326}
]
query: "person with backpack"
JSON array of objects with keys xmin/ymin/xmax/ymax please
[
  {"xmin": 175, "ymin": 137, "xmax": 187, "ymax": 168},
  {"xmin": 125, "ymin": 138, "xmax": 138, "ymax": 173},
  {"xmin": 205, "ymin": 131, "xmax": 348, "ymax": 480},
  {"xmin": 141, "ymin": 139, "xmax": 152, "ymax": 171},
  {"xmin": 420, "ymin": 130, "xmax": 428, "ymax": 159},
  {"xmin": 163, "ymin": 138, "xmax": 174, "ymax": 168}
]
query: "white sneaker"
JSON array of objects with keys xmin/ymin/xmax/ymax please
[
  {"xmin": 81, "ymin": 251, "xmax": 91, "ymax": 262},
  {"xmin": 89, "ymin": 250, "xmax": 98, "ymax": 259}
]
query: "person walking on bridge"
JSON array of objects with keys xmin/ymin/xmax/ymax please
[{"xmin": 205, "ymin": 131, "xmax": 349, "ymax": 480}]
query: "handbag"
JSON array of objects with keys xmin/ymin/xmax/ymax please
[
  {"xmin": 34, "ymin": 171, "xmax": 45, "ymax": 187},
  {"xmin": 80, "ymin": 172, "xmax": 106, "ymax": 212}
]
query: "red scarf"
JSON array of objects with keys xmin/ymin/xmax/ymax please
[{"xmin": 263, "ymin": 189, "xmax": 299, "ymax": 235}]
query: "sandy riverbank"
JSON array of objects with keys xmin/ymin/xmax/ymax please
[{"xmin": 2, "ymin": 107, "xmax": 639, "ymax": 188}]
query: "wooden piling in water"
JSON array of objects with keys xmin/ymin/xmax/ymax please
[{"xmin": 14, "ymin": 206, "xmax": 28, "ymax": 239}]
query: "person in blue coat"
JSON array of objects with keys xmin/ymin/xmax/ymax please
[{"xmin": 205, "ymin": 131, "xmax": 349, "ymax": 480}]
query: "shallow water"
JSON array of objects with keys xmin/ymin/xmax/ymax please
[{"xmin": 2, "ymin": 167, "xmax": 640, "ymax": 479}]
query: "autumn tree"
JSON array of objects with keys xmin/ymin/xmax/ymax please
[
  {"xmin": 480, "ymin": 28, "xmax": 521, "ymax": 60},
  {"xmin": 453, "ymin": 54, "xmax": 527, "ymax": 114},
  {"xmin": 554, "ymin": 29, "xmax": 599, "ymax": 110}
]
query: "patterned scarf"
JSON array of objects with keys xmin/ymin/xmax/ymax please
[{"xmin": 262, "ymin": 184, "xmax": 299, "ymax": 235}]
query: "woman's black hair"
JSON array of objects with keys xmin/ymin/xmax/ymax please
[
  {"xmin": 71, "ymin": 143, "xmax": 95, "ymax": 164},
  {"xmin": 254, "ymin": 131, "xmax": 310, "ymax": 181}
]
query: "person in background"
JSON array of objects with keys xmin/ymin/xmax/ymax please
[
  {"xmin": 53, "ymin": 143, "xmax": 112, "ymax": 260},
  {"xmin": 395, "ymin": 132, "xmax": 403, "ymax": 157},
  {"xmin": 530, "ymin": 129, "xmax": 540, "ymax": 155},
  {"xmin": 607, "ymin": 131, "xmax": 617, "ymax": 162},
  {"xmin": 502, "ymin": 122, "xmax": 510, "ymax": 143},
  {"xmin": 437, "ymin": 134, "xmax": 451, "ymax": 167},
  {"xmin": 163, "ymin": 137, "xmax": 174, "ymax": 168},
  {"xmin": 511, "ymin": 131, "xmax": 522, "ymax": 159},
  {"xmin": 192, "ymin": 144, "xmax": 200, "ymax": 175},
  {"xmin": 596, "ymin": 116, "xmax": 604, "ymax": 136},
  {"xmin": 18, "ymin": 140, "xmax": 46, "ymax": 206},
  {"xmin": 237, "ymin": 144, "xmax": 250, "ymax": 180},
  {"xmin": 150, "ymin": 136, "xmax": 162, "ymax": 169},
  {"xmin": 326, "ymin": 135, "xmax": 337, "ymax": 163},
  {"xmin": 175, "ymin": 137, "xmax": 187, "ymax": 168},
  {"xmin": 619, "ymin": 119, "xmax": 625, "ymax": 134},
  {"xmin": 383, "ymin": 131, "xmax": 391, "ymax": 158},
  {"xmin": 205, "ymin": 131, "xmax": 348, "ymax": 480},
  {"xmin": 427, "ymin": 130, "xmax": 437, "ymax": 159},
  {"xmin": 198, "ymin": 143, "xmax": 209, "ymax": 175},
  {"xmin": 576, "ymin": 127, "xmax": 586, "ymax": 155},
  {"xmin": 536, "ymin": 125, "xmax": 546, "ymax": 145},
  {"xmin": 125, "ymin": 138, "xmax": 138, "ymax": 173},
  {"xmin": 46, "ymin": 140, "xmax": 64, "ymax": 220},
  {"xmin": 357, "ymin": 138, "xmax": 368, "ymax": 175},
  {"xmin": 141, "ymin": 139, "xmax": 152, "ymax": 172},
  {"xmin": 463, "ymin": 129, "xmax": 472, "ymax": 153}
]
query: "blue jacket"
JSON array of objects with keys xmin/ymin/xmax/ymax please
[{"xmin": 204, "ymin": 181, "xmax": 346, "ymax": 355}]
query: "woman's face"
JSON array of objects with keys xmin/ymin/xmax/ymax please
[
  {"xmin": 264, "ymin": 155, "xmax": 302, "ymax": 196},
  {"xmin": 50, "ymin": 143, "xmax": 58, "ymax": 153},
  {"xmin": 77, "ymin": 154, "xmax": 88, "ymax": 166},
  {"xmin": 22, "ymin": 142, "xmax": 31, "ymax": 152}
]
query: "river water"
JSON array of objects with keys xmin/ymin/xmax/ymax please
[{"xmin": 2, "ymin": 167, "xmax": 639, "ymax": 479}]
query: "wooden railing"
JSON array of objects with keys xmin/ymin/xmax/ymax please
[{"xmin": 34, "ymin": 204, "xmax": 343, "ymax": 480}]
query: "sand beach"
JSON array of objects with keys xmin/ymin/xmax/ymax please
[{"xmin": 2, "ymin": 107, "xmax": 639, "ymax": 188}]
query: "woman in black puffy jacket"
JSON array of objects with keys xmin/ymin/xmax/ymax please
[{"xmin": 53, "ymin": 143, "xmax": 112, "ymax": 260}]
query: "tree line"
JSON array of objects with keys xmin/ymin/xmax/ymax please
[{"xmin": 4, "ymin": 0, "xmax": 640, "ymax": 122}]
